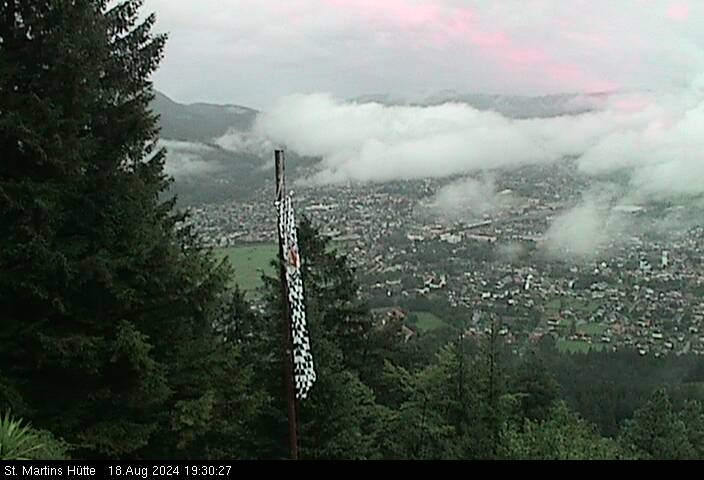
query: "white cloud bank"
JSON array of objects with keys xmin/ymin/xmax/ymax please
[
  {"xmin": 251, "ymin": 85, "xmax": 704, "ymax": 260},
  {"xmin": 254, "ymin": 85, "xmax": 704, "ymax": 204},
  {"xmin": 160, "ymin": 140, "xmax": 218, "ymax": 178}
]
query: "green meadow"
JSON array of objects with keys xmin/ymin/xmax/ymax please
[{"xmin": 214, "ymin": 243, "xmax": 278, "ymax": 294}]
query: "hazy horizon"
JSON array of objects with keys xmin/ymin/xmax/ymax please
[{"xmin": 144, "ymin": 0, "xmax": 704, "ymax": 109}]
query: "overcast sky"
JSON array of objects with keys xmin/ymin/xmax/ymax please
[{"xmin": 143, "ymin": 0, "xmax": 704, "ymax": 109}]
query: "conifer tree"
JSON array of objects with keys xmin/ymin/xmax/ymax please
[
  {"xmin": 0, "ymin": 0, "xmax": 259, "ymax": 458},
  {"xmin": 243, "ymin": 215, "xmax": 383, "ymax": 459}
]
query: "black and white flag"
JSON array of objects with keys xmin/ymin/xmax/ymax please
[{"xmin": 277, "ymin": 194, "xmax": 316, "ymax": 399}]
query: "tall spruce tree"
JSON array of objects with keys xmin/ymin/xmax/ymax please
[
  {"xmin": 239, "ymin": 215, "xmax": 383, "ymax": 459},
  {"xmin": 0, "ymin": 0, "xmax": 258, "ymax": 458}
]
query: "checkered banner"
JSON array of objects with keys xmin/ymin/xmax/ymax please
[{"xmin": 277, "ymin": 194, "xmax": 316, "ymax": 399}]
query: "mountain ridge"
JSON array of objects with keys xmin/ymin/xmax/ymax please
[
  {"xmin": 152, "ymin": 91, "xmax": 258, "ymax": 142},
  {"xmin": 348, "ymin": 90, "xmax": 620, "ymax": 118}
]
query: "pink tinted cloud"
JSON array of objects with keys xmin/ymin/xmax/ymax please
[
  {"xmin": 666, "ymin": 3, "xmax": 691, "ymax": 21},
  {"xmin": 323, "ymin": 0, "xmax": 618, "ymax": 93},
  {"xmin": 546, "ymin": 64, "xmax": 582, "ymax": 82},
  {"xmin": 612, "ymin": 94, "xmax": 653, "ymax": 113},
  {"xmin": 507, "ymin": 48, "xmax": 547, "ymax": 64},
  {"xmin": 468, "ymin": 30, "xmax": 508, "ymax": 47}
]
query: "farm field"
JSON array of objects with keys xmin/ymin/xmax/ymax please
[
  {"xmin": 214, "ymin": 243, "xmax": 278, "ymax": 293},
  {"xmin": 410, "ymin": 311, "xmax": 447, "ymax": 332},
  {"xmin": 542, "ymin": 297, "xmax": 603, "ymax": 319},
  {"xmin": 214, "ymin": 239, "xmax": 349, "ymax": 293},
  {"xmin": 577, "ymin": 322, "xmax": 608, "ymax": 336}
]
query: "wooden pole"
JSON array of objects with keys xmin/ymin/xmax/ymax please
[{"xmin": 274, "ymin": 149, "xmax": 299, "ymax": 460}]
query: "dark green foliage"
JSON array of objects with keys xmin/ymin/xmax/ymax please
[
  {"xmin": 680, "ymin": 400, "xmax": 704, "ymax": 459},
  {"xmin": 296, "ymin": 216, "xmax": 373, "ymax": 373},
  {"xmin": 235, "ymin": 215, "xmax": 384, "ymax": 459},
  {"xmin": 0, "ymin": 0, "xmax": 265, "ymax": 459},
  {"xmin": 0, "ymin": 411, "xmax": 70, "ymax": 460},
  {"xmin": 297, "ymin": 342, "xmax": 381, "ymax": 460},
  {"xmin": 374, "ymin": 332, "xmax": 515, "ymax": 459},
  {"xmin": 503, "ymin": 402, "xmax": 621, "ymax": 460},
  {"xmin": 618, "ymin": 389, "xmax": 700, "ymax": 460},
  {"xmin": 538, "ymin": 342, "xmax": 704, "ymax": 436},
  {"xmin": 513, "ymin": 348, "xmax": 560, "ymax": 422}
]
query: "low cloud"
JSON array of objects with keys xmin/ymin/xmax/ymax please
[
  {"xmin": 257, "ymin": 93, "xmax": 550, "ymax": 184},
  {"xmin": 497, "ymin": 242, "xmax": 527, "ymax": 263},
  {"xmin": 427, "ymin": 175, "xmax": 514, "ymax": 220},
  {"xmin": 542, "ymin": 199, "xmax": 615, "ymax": 261},
  {"xmin": 160, "ymin": 140, "xmax": 218, "ymax": 178},
  {"xmin": 214, "ymin": 130, "xmax": 273, "ymax": 157},
  {"xmin": 256, "ymin": 83, "xmax": 704, "ymax": 207}
]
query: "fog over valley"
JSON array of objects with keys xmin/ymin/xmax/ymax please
[{"xmin": 156, "ymin": 84, "xmax": 704, "ymax": 261}]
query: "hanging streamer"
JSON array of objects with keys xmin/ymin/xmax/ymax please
[{"xmin": 277, "ymin": 194, "xmax": 316, "ymax": 399}]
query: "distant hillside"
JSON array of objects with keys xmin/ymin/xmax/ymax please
[
  {"xmin": 422, "ymin": 91, "xmax": 608, "ymax": 118},
  {"xmin": 151, "ymin": 91, "xmax": 316, "ymax": 206},
  {"xmin": 152, "ymin": 91, "xmax": 258, "ymax": 142},
  {"xmin": 350, "ymin": 90, "xmax": 612, "ymax": 118}
]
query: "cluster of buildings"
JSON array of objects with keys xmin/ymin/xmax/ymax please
[{"xmin": 185, "ymin": 164, "xmax": 704, "ymax": 356}]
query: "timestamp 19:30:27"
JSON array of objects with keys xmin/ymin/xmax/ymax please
[{"xmin": 107, "ymin": 464, "xmax": 233, "ymax": 478}]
